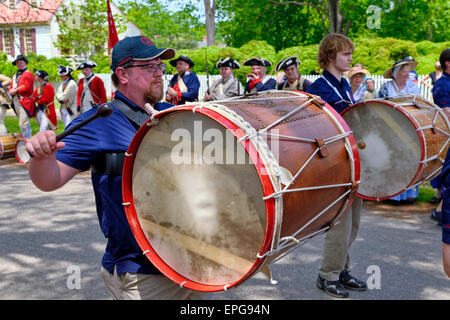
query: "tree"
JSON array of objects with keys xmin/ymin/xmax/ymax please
[
  {"xmin": 120, "ymin": 0, "xmax": 204, "ymax": 49},
  {"xmin": 54, "ymin": 0, "xmax": 126, "ymax": 60},
  {"xmin": 269, "ymin": 0, "xmax": 351, "ymax": 35},
  {"xmin": 204, "ymin": 0, "xmax": 217, "ymax": 46}
]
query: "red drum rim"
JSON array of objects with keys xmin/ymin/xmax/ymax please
[
  {"xmin": 14, "ymin": 139, "xmax": 29, "ymax": 164},
  {"xmin": 341, "ymin": 99, "xmax": 425, "ymax": 201},
  {"xmin": 122, "ymin": 105, "xmax": 277, "ymax": 292}
]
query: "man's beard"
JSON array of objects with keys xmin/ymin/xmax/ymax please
[{"xmin": 144, "ymin": 80, "xmax": 164, "ymax": 104}]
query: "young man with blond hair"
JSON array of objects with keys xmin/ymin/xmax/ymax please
[{"xmin": 307, "ymin": 33, "xmax": 367, "ymax": 298}]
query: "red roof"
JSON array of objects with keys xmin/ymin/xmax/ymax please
[{"xmin": 0, "ymin": 0, "xmax": 64, "ymax": 25}]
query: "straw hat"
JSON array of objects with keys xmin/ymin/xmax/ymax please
[
  {"xmin": 344, "ymin": 66, "xmax": 370, "ymax": 79},
  {"xmin": 383, "ymin": 60, "xmax": 418, "ymax": 79}
]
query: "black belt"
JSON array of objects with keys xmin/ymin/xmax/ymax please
[{"xmin": 91, "ymin": 152, "xmax": 125, "ymax": 176}]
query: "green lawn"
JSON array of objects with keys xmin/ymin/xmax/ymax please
[{"xmin": 4, "ymin": 115, "xmax": 65, "ymax": 136}]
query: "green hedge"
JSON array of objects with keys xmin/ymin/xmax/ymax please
[{"xmin": 1, "ymin": 37, "xmax": 448, "ymax": 81}]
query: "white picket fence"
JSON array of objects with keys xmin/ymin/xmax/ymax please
[{"xmin": 93, "ymin": 73, "xmax": 434, "ymax": 101}]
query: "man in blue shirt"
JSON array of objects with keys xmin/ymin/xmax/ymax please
[
  {"xmin": 166, "ymin": 55, "xmax": 200, "ymax": 105},
  {"xmin": 243, "ymin": 56, "xmax": 276, "ymax": 94},
  {"xmin": 306, "ymin": 33, "xmax": 366, "ymax": 298},
  {"xmin": 433, "ymin": 48, "xmax": 450, "ymax": 277},
  {"xmin": 26, "ymin": 36, "xmax": 200, "ymax": 299}
]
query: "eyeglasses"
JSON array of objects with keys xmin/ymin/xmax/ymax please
[{"xmin": 124, "ymin": 62, "xmax": 167, "ymax": 74}]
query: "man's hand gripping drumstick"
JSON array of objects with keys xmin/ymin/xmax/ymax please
[{"xmin": 27, "ymin": 105, "xmax": 113, "ymax": 191}]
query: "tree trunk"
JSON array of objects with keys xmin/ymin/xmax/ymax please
[{"xmin": 204, "ymin": 0, "xmax": 216, "ymax": 46}]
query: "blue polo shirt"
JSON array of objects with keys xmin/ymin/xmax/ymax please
[
  {"xmin": 306, "ymin": 70, "xmax": 355, "ymax": 114},
  {"xmin": 56, "ymin": 91, "xmax": 171, "ymax": 275},
  {"xmin": 441, "ymin": 150, "xmax": 450, "ymax": 244},
  {"xmin": 432, "ymin": 72, "xmax": 450, "ymax": 108}
]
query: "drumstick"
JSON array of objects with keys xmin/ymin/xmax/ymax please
[
  {"xmin": 56, "ymin": 104, "xmax": 113, "ymax": 141},
  {"xmin": 139, "ymin": 218, "xmax": 254, "ymax": 275},
  {"xmin": 27, "ymin": 104, "xmax": 113, "ymax": 160}
]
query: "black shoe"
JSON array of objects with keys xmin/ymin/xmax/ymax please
[
  {"xmin": 316, "ymin": 275, "xmax": 349, "ymax": 298},
  {"xmin": 430, "ymin": 209, "xmax": 442, "ymax": 226},
  {"xmin": 429, "ymin": 196, "xmax": 442, "ymax": 204},
  {"xmin": 339, "ymin": 270, "xmax": 367, "ymax": 291}
]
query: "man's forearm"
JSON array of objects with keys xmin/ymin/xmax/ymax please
[{"xmin": 29, "ymin": 156, "xmax": 78, "ymax": 192}]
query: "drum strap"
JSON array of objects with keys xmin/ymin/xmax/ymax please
[{"xmin": 91, "ymin": 98, "xmax": 150, "ymax": 176}]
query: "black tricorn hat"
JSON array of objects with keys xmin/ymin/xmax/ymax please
[
  {"xmin": 12, "ymin": 54, "xmax": 28, "ymax": 65},
  {"xmin": 77, "ymin": 61, "xmax": 97, "ymax": 70},
  {"xmin": 275, "ymin": 56, "xmax": 299, "ymax": 72},
  {"xmin": 57, "ymin": 65, "xmax": 74, "ymax": 76},
  {"xmin": 35, "ymin": 69, "xmax": 49, "ymax": 80},
  {"xmin": 243, "ymin": 56, "xmax": 272, "ymax": 67},
  {"xmin": 216, "ymin": 57, "xmax": 241, "ymax": 69},
  {"xmin": 169, "ymin": 55, "xmax": 195, "ymax": 68}
]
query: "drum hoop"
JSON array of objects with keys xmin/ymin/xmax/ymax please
[
  {"xmin": 14, "ymin": 139, "xmax": 29, "ymax": 164},
  {"xmin": 342, "ymin": 98, "xmax": 435, "ymax": 201},
  {"xmin": 122, "ymin": 104, "xmax": 282, "ymax": 292}
]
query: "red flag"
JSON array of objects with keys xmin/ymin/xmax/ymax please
[{"xmin": 107, "ymin": 0, "xmax": 119, "ymax": 52}]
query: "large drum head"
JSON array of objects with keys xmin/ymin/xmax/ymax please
[
  {"xmin": 342, "ymin": 100, "xmax": 422, "ymax": 199},
  {"xmin": 126, "ymin": 110, "xmax": 268, "ymax": 290}
]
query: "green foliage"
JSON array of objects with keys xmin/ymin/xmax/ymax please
[
  {"xmin": 119, "ymin": 0, "xmax": 204, "ymax": 50},
  {"xmin": 54, "ymin": 0, "xmax": 127, "ymax": 59},
  {"xmin": 0, "ymin": 52, "xmax": 72, "ymax": 81}
]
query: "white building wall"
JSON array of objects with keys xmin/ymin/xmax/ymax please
[{"xmin": 35, "ymin": 25, "xmax": 52, "ymax": 57}]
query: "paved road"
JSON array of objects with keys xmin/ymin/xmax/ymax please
[{"xmin": 0, "ymin": 157, "xmax": 448, "ymax": 300}]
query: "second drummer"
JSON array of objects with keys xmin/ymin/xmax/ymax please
[{"xmin": 307, "ymin": 33, "xmax": 367, "ymax": 298}]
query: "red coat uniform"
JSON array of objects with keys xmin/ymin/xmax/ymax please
[
  {"xmin": 10, "ymin": 69, "xmax": 35, "ymax": 116},
  {"xmin": 32, "ymin": 82, "xmax": 57, "ymax": 129},
  {"xmin": 77, "ymin": 75, "xmax": 107, "ymax": 108}
]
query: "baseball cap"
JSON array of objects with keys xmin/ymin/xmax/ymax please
[{"xmin": 111, "ymin": 36, "xmax": 175, "ymax": 71}]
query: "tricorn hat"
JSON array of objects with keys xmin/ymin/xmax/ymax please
[
  {"xmin": 169, "ymin": 55, "xmax": 195, "ymax": 68},
  {"xmin": 77, "ymin": 61, "xmax": 98, "ymax": 70},
  {"xmin": 275, "ymin": 56, "xmax": 299, "ymax": 72},
  {"xmin": 57, "ymin": 65, "xmax": 74, "ymax": 76},
  {"xmin": 383, "ymin": 59, "xmax": 418, "ymax": 79},
  {"xmin": 216, "ymin": 57, "xmax": 241, "ymax": 69},
  {"xmin": 243, "ymin": 56, "xmax": 272, "ymax": 67},
  {"xmin": 35, "ymin": 69, "xmax": 49, "ymax": 80},
  {"xmin": 12, "ymin": 54, "xmax": 28, "ymax": 65}
]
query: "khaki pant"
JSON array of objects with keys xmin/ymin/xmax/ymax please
[
  {"xmin": 0, "ymin": 106, "xmax": 7, "ymax": 135},
  {"xmin": 12, "ymin": 97, "xmax": 31, "ymax": 138},
  {"xmin": 101, "ymin": 267, "xmax": 204, "ymax": 300},
  {"xmin": 319, "ymin": 197, "xmax": 363, "ymax": 281}
]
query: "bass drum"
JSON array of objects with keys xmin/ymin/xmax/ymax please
[
  {"xmin": 341, "ymin": 95, "xmax": 450, "ymax": 200},
  {"xmin": 122, "ymin": 90, "xmax": 360, "ymax": 292}
]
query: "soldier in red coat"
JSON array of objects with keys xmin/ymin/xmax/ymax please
[
  {"xmin": 9, "ymin": 55, "xmax": 35, "ymax": 138},
  {"xmin": 76, "ymin": 61, "xmax": 107, "ymax": 113},
  {"xmin": 32, "ymin": 70, "xmax": 57, "ymax": 131}
]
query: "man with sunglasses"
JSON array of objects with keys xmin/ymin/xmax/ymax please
[{"xmin": 26, "ymin": 36, "xmax": 201, "ymax": 300}]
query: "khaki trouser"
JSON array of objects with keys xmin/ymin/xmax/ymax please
[
  {"xmin": 0, "ymin": 106, "xmax": 7, "ymax": 135},
  {"xmin": 101, "ymin": 267, "xmax": 204, "ymax": 300},
  {"xmin": 12, "ymin": 96, "xmax": 31, "ymax": 138},
  {"xmin": 319, "ymin": 197, "xmax": 363, "ymax": 281}
]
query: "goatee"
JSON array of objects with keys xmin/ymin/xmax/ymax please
[{"xmin": 144, "ymin": 80, "xmax": 164, "ymax": 104}]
